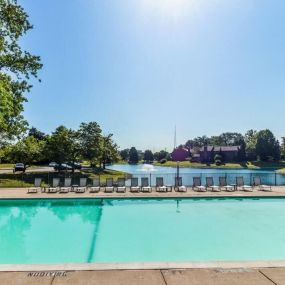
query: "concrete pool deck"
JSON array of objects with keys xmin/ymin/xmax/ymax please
[
  {"xmin": 2, "ymin": 268, "xmax": 285, "ymax": 285},
  {"xmin": 2, "ymin": 186, "xmax": 285, "ymax": 284},
  {"xmin": 1, "ymin": 185, "xmax": 285, "ymax": 199}
]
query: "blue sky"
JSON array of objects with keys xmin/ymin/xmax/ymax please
[{"xmin": 22, "ymin": 0, "xmax": 285, "ymax": 151}]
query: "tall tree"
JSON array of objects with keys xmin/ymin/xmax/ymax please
[
  {"xmin": 281, "ymin": 137, "xmax": 285, "ymax": 159},
  {"xmin": 100, "ymin": 134, "xmax": 119, "ymax": 169},
  {"xmin": 45, "ymin": 126, "xmax": 80, "ymax": 168},
  {"xmin": 0, "ymin": 0, "xmax": 42, "ymax": 141},
  {"xmin": 244, "ymin": 129, "xmax": 258, "ymax": 160},
  {"xmin": 78, "ymin": 122, "xmax": 103, "ymax": 167},
  {"xmin": 129, "ymin": 147, "xmax": 139, "ymax": 164},
  {"xmin": 144, "ymin": 150, "xmax": 154, "ymax": 162},
  {"xmin": 255, "ymin": 129, "xmax": 280, "ymax": 161}
]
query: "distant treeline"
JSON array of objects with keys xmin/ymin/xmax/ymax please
[{"xmin": 120, "ymin": 130, "xmax": 285, "ymax": 164}]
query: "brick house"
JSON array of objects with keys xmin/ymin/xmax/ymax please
[{"xmin": 171, "ymin": 145, "xmax": 241, "ymax": 163}]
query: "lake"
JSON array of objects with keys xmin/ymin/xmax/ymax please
[{"xmin": 107, "ymin": 164, "xmax": 285, "ymax": 186}]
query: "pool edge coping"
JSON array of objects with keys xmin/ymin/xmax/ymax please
[
  {"xmin": 2, "ymin": 261, "xmax": 285, "ymax": 272},
  {"xmin": 2, "ymin": 194, "xmax": 285, "ymax": 201}
]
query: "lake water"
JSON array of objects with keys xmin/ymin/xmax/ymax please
[
  {"xmin": 107, "ymin": 164, "xmax": 285, "ymax": 186},
  {"xmin": 2, "ymin": 197, "xmax": 285, "ymax": 264}
]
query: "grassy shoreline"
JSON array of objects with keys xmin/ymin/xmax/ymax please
[
  {"xmin": 115, "ymin": 160, "xmax": 285, "ymax": 170},
  {"xmin": 0, "ymin": 169, "xmax": 130, "ymax": 188}
]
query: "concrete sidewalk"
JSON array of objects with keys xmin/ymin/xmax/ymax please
[{"xmin": 2, "ymin": 268, "xmax": 285, "ymax": 285}]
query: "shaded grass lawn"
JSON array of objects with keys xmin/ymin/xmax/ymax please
[
  {"xmin": 0, "ymin": 163, "xmax": 14, "ymax": 169},
  {"xmin": 0, "ymin": 169, "xmax": 130, "ymax": 188}
]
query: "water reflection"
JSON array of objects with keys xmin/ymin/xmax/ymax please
[{"xmin": 0, "ymin": 199, "xmax": 104, "ymax": 264}]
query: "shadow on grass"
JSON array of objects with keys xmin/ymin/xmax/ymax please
[
  {"xmin": 0, "ymin": 168, "xmax": 131, "ymax": 188},
  {"xmin": 250, "ymin": 161, "xmax": 285, "ymax": 169}
]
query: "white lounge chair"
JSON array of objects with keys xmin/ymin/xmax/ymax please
[
  {"xmin": 219, "ymin": 177, "xmax": 235, "ymax": 192},
  {"xmin": 59, "ymin": 178, "xmax": 72, "ymax": 193},
  {"xmin": 174, "ymin": 177, "xmax": 187, "ymax": 192},
  {"xmin": 75, "ymin": 178, "xmax": 87, "ymax": 193},
  {"xmin": 130, "ymin": 178, "xmax": 140, "ymax": 192},
  {"xmin": 116, "ymin": 178, "xmax": 126, "ymax": 193},
  {"xmin": 141, "ymin": 177, "xmax": 152, "ymax": 192},
  {"xmin": 206, "ymin": 177, "xmax": 220, "ymax": 192},
  {"xmin": 236, "ymin": 176, "xmax": 253, "ymax": 192},
  {"xmin": 27, "ymin": 178, "xmax": 42, "ymax": 193},
  {"xmin": 253, "ymin": 176, "xmax": 272, "ymax": 191},
  {"xmin": 155, "ymin": 177, "xmax": 170, "ymax": 192},
  {"xmin": 47, "ymin": 178, "xmax": 60, "ymax": 193},
  {"xmin": 192, "ymin": 177, "xmax": 206, "ymax": 192},
  {"xmin": 89, "ymin": 178, "xmax": 100, "ymax": 193},
  {"xmin": 105, "ymin": 178, "xmax": 114, "ymax": 193}
]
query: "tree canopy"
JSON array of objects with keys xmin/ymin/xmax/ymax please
[
  {"xmin": 255, "ymin": 129, "xmax": 280, "ymax": 161},
  {"xmin": 144, "ymin": 150, "xmax": 154, "ymax": 162},
  {"xmin": 0, "ymin": 0, "xmax": 42, "ymax": 142},
  {"xmin": 44, "ymin": 126, "xmax": 80, "ymax": 166},
  {"xmin": 129, "ymin": 147, "xmax": 139, "ymax": 164}
]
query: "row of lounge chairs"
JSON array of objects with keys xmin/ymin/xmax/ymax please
[
  {"xmin": 192, "ymin": 176, "xmax": 271, "ymax": 192},
  {"xmin": 27, "ymin": 177, "xmax": 172, "ymax": 194},
  {"xmin": 27, "ymin": 176, "xmax": 271, "ymax": 193}
]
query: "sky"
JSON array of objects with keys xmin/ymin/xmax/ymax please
[{"xmin": 21, "ymin": 0, "xmax": 285, "ymax": 151}]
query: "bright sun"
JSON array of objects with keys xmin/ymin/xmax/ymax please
[{"xmin": 141, "ymin": 0, "xmax": 194, "ymax": 21}]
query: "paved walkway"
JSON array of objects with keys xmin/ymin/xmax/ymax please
[{"xmin": 2, "ymin": 268, "xmax": 285, "ymax": 285}]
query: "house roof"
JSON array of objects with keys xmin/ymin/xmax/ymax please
[
  {"xmin": 215, "ymin": 146, "xmax": 240, "ymax": 152},
  {"xmin": 192, "ymin": 153, "xmax": 201, "ymax": 158}
]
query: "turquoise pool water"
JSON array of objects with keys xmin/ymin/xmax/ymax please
[{"xmin": 1, "ymin": 198, "xmax": 285, "ymax": 264}]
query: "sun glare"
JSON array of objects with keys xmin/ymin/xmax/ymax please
[{"xmin": 141, "ymin": 0, "xmax": 195, "ymax": 22}]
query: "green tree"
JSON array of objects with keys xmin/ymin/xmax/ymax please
[
  {"xmin": 78, "ymin": 122, "xmax": 103, "ymax": 167},
  {"xmin": 45, "ymin": 126, "xmax": 80, "ymax": 169},
  {"xmin": 154, "ymin": 150, "xmax": 169, "ymax": 161},
  {"xmin": 144, "ymin": 150, "xmax": 154, "ymax": 163},
  {"xmin": 8, "ymin": 136, "xmax": 45, "ymax": 165},
  {"xmin": 129, "ymin": 147, "xmax": 139, "ymax": 164},
  {"xmin": 28, "ymin": 127, "xmax": 46, "ymax": 140},
  {"xmin": 218, "ymin": 132, "xmax": 245, "ymax": 146},
  {"xmin": 214, "ymin": 153, "xmax": 223, "ymax": 166},
  {"xmin": 209, "ymin": 136, "xmax": 222, "ymax": 146},
  {"xmin": 255, "ymin": 129, "xmax": 280, "ymax": 161},
  {"xmin": 244, "ymin": 129, "xmax": 258, "ymax": 160},
  {"xmin": 0, "ymin": 142, "xmax": 11, "ymax": 163},
  {"xmin": 119, "ymin": 149, "xmax": 129, "ymax": 161},
  {"xmin": 194, "ymin": 136, "xmax": 210, "ymax": 147},
  {"xmin": 100, "ymin": 134, "xmax": 119, "ymax": 169},
  {"xmin": 281, "ymin": 137, "xmax": 285, "ymax": 159},
  {"xmin": 0, "ymin": 0, "xmax": 42, "ymax": 141},
  {"xmin": 185, "ymin": 136, "xmax": 210, "ymax": 148}
]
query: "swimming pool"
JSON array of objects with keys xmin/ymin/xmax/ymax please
[{"xmin": 1, "ymin": 197, "xmax": 285, "ymax": 264}]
